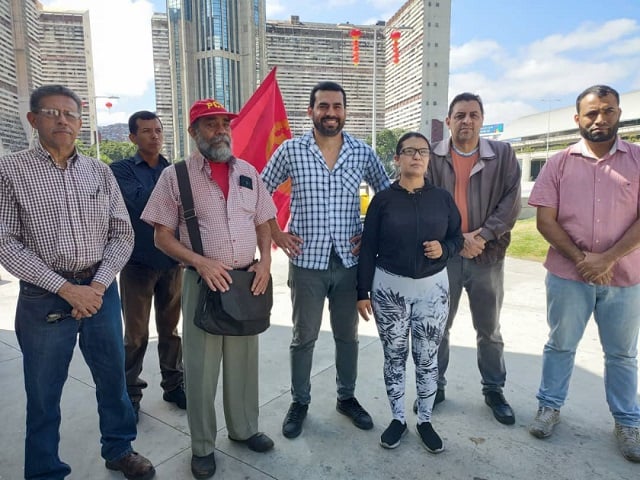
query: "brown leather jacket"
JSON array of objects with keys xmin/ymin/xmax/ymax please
[{"xmin": 427, "ymin": 138, "xmax": 522, "ymax": 264}]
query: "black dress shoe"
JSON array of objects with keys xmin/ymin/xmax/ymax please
[
  {"xmin": 163, "ymin": 386, "xmax": 187, "ymax": 409},
  {"xmin": 229, "ymin": 432, "xmax": 274, "ymax": 453},
  {"xmin": 484, "ymin": 391, "xmax": 515, "ymax": 425},
  {"xmin": 191, "ymin": 452, "xmax": 216, "ymax": 479}
]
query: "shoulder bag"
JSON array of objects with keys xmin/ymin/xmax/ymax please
[{"xmin": 175, "ymin": 161, "xmax": 272, "ymax": 336}]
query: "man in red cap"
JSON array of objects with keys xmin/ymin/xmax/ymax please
[{"xmin": 142, "ymin": 99, "xmax": 277, "ymax": 479}]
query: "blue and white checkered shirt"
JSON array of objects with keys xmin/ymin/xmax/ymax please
[{"xmin": 262, "ymin": 130, "xmax": 390, "ymax": 270}]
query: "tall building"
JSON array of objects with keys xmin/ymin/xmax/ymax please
[
  {"xmin": 265, "ymin": 16, "xmax": 385, "ymax": 141},
  {"xmin": 386, "ymin": 0, "xmax": 451, "ymax": 142},
  {"xmin": 38, "ymin": 8, "xmax": 97, "ymax": 146},
  {"xmin": 151, "ymin": 13, "xmax": 175, "ymax": 161},
  {"xmin": 0, "ymin": 0, "xmax": 42, "ymax": 154},
  {"xmin": 167, "ymin": 0, "xmax": 266, "ymax": 159}
]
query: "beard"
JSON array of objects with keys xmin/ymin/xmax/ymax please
[
  {"xmin": 313, "ymin": 115, "xmax": 344, "ymax": 137},
  {"xmin": 196, "ymin": 132, "xmax": 232, "ymax": 163},
  {"xmin": 580, "ymin": 121, "xmax": 619, "ymax": 143}
]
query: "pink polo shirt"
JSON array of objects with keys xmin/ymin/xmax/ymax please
[{"xmin": 528, "ymin": 138, "xmax": 640, "ymax": 286}]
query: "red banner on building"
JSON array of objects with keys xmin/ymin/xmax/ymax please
[{"xmin": 231, "ymin": 67, "xmax": 292, "ymax": 229}]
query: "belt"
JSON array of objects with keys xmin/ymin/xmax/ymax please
[{"xmin": 56, "ymin": 263, "xmax": 100, "ymax": 281}]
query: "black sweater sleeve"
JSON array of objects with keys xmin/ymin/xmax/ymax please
[{"xmin": 356, "ymin": 193, "xmax": 382, "ymax": 301}]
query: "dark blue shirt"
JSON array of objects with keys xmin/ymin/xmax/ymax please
[{"xmin": 110, "ymin": 153, "xmax": 177, "ymax": 270}]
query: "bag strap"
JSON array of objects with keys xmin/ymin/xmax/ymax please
[{"xmin": 175, "ymin": 161, "xmax": 204, "ymax": 256}]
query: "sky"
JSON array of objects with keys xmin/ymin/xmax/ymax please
[{"xmin": 40, "ymin": 0, "xmax": 640, "ymax": 127}]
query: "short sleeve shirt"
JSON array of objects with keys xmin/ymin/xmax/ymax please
[
  {"xmin": 528, "ymin": 138, "xmax": 640, "ymax": 286},
  {"xmin": 141, "ymin": 152, "xmax": 276, "ymax": 269}
]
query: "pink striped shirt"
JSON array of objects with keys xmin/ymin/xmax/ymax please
[
  {"xmin": 141, "ymin": 152, "xmax": 276, "ymax": 269},
  {"xmin": 529, "ymin": 138, "xmax": 640, "ymax": 286}
]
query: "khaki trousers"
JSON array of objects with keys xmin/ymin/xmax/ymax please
[{"xmin": 182, "ymin": 268, "xmax": 259, "ymax": 456}]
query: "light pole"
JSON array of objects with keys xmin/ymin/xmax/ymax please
[
  {"xmin": 339, "ymin": 22, "xmax": 411, "ymax": 151},
  {"xmin": 93, "ymin": 95, "xmax": 119, "ymax": 161},
  {"xmin": 542, "ymin": 98, "xmax": 560, "ymax": 160}
]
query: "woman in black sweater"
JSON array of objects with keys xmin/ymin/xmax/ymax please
[{"xmin": 357, "ymin": 132, "xmax": 463, "ymax": 452}]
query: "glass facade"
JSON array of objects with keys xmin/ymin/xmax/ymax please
[{"xmin": 168, "ymin": 0, "xmax": 265, "ymax": 158}]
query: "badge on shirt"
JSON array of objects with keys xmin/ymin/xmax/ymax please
[{"xmin": 239, "ymin": 175, "xmax": 253, "ymax": 190}]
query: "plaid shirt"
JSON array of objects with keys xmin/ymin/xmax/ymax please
[
  {"xmin": 141, "ymin": 152, "xmax": 276, "ymax": 269},
  {"xmin": 262, "ymin": 130, "xmax": 390, "ymax": 269},
  {"xmin": 0, "ymin": 142, "xmax": 134, "ymax": 293}
]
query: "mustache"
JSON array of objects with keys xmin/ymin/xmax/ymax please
[{"xmin": 212, "ymin": 134, "xmax": 231, "ymax": 144}]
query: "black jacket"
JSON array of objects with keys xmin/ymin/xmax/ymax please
[{"xmin": 357, "ymin": 180, "xmax": 463, "ymax": 300}]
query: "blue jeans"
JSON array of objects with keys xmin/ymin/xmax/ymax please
[
  {"xmin": 537, "ymin": 273, "xmax": 640, "ymax": 427},
  {"xmin": 15, "ymin": 280, "xmax": 137, "ymax": 480},
  {"xmin": 288, "ymin": 251, "xmax": 359, "ymax": 405}
]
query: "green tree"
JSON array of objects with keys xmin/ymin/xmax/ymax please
[
  {"xmin": 96, "ymin": 140, "xmax": 137, "ymax": 163},
  {"xmin": 366, "ymin": 128, "xmax": 407, "ymax": 177},
  {"xmin": 74, "ymin": 139, "xmax": 136, "ymax": 164}
]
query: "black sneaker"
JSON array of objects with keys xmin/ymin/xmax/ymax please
[
  {"xmin": 336, "ymin": 397, "xmax": 373, "ymax": 430},
  {"xmin": 380, "ymin": 420, "xmax": 407, "ymax": 449},
  {"xmin": 282, "ymin": 402, "xmax": 308, "ymax": 439},
  {"xmin": 416, "ymin": 422, "xmax": 444, "ymax": 453},
  {"xmin": 413, "ymin": 389, "xmax": 445, "ymax": 414},
  {"xmin": 163, "ymin": 386, "xmax": 187, "ymax": 410}
]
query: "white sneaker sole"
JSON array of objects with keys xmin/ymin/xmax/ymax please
[{"xmin": 380, "ymin": 428, "xmax": 408, "ymax": 449}]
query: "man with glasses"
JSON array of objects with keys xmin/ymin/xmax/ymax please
[
  {"xmin": 0, "ymin": 85, "xmax": 155, "ymax": 480},
  {"xmin": 424, "ymin": 92, "xmax": 521, "ymax": 426}
]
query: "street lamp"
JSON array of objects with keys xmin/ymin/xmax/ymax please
[
  {"xmin": 338, "ymin": 22, "xmax": 411, "ymax": 151},
  {"xmin": 541, "ymin": 98, "xmax": 560, "ymax": 160},
  {"xmin": 93, "ymin": 95, "xmax": 119, "ymax": 161}
]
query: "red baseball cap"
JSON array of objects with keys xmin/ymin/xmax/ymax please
[{"xmin": 189, "ymin": 99, "xmax": 238, "ymax": 125}]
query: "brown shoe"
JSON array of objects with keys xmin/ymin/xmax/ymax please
[{"xmin": 105, "ymin": 451, "xmax": 155, "ymax": 480}]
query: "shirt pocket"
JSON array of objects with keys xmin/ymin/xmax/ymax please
[
  {"xmin": 239, "ymin": 185, "xmax": 258, "ymax": 215},
  {"xmin": 339, "ymin": 169, "xmax": 362, "ymax": 196}
]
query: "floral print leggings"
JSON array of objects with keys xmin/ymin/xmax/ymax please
[{"xmin": 371, "ymin": 267, "xmax": 449, "ymax": 424}]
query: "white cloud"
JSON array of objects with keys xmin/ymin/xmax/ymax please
[
  {"xmin": 608, "ymin": 36, "xmax": 640, "ymax": 57},
  {"xmin": 450, "ymin": 40, "xmax": 504, "ymax": 70},
  {"xmin": 527, "ymin": 19, "xmax": 638, "ymax": 57},
  {"xmin": 450, "ymin": 18, "xmax": 640, "ymax": 123}
]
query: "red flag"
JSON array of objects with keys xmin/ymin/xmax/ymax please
[{"xmin": 231, "ymin": 67, "xmax": 292, "ymax": 229}]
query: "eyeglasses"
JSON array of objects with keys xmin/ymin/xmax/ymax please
[
  {"xmin": 400, "ymin": 147, "xmax": 430, "ymax": 157},
  {"xmin": 37, "ymin": 108, "xmax": 82, "ymax": 121}
]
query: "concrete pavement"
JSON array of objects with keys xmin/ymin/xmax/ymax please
[{"xmin": 0, "ymin": 250, "xmax": 638, "ymax": 479}]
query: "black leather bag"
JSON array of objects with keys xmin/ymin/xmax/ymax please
[{"xmin": 194, "ymin": 270, "xmax": 272, "ymax": 336}]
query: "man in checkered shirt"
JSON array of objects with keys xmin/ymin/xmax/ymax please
[
  {"xmin": 142, "ymin": 99, "xmax": 276, "ymax": 479},
  {"xmin": 261, "ymin": 81, "xmax": 391, "ymax": 440},
  {"xmin": 0, "ymin": 85, "xmax": 155, "ymax": 480}
]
